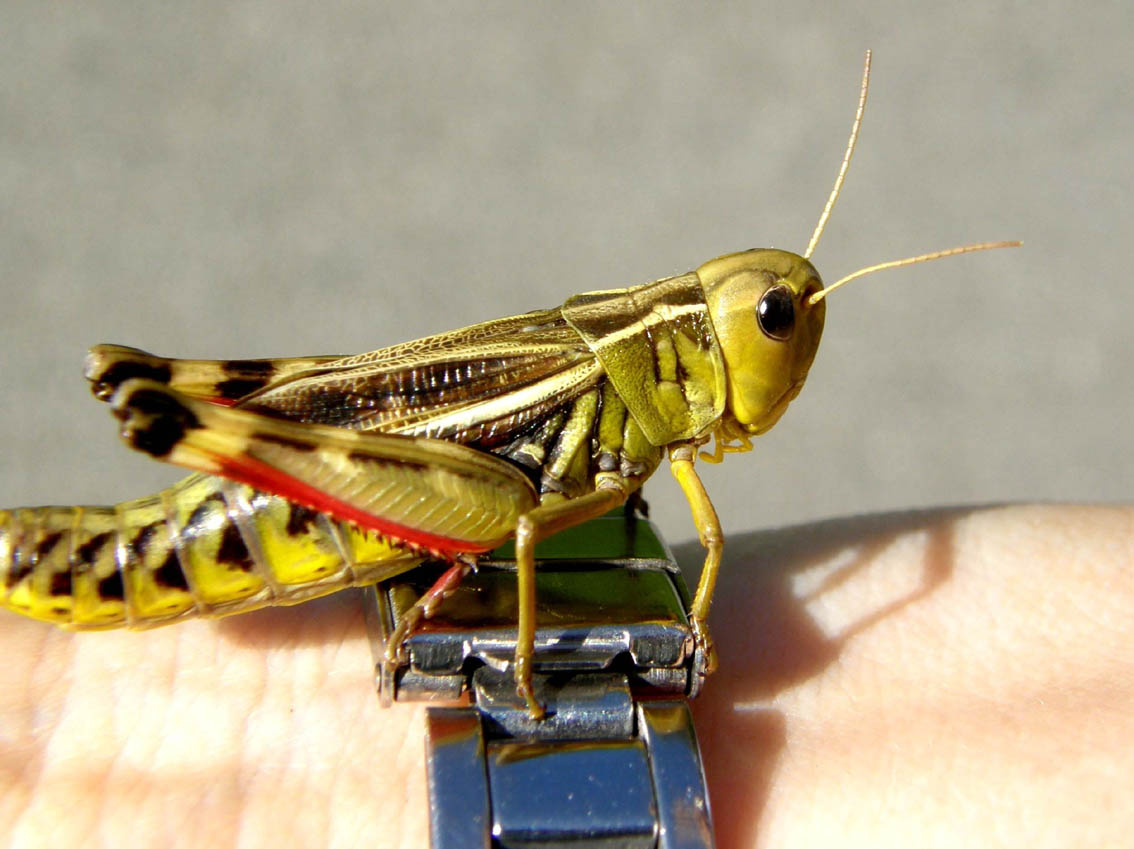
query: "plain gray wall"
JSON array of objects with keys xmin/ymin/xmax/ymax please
[{"xmin": 2, "ymin": 2, "xmax": 1130, "ymax": 549}]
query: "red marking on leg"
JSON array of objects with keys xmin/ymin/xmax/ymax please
[
  {"xmin": 208, "ymin": 452, "xmax": 492, "ymax": 556},
  {"xmin": 418, "ymin": 562, "xmax": 473, "ymax": 619}
]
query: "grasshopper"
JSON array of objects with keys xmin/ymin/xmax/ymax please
[{"xmin": 0, "ymin": 53, "xmax": 1016, "ymax": 718}]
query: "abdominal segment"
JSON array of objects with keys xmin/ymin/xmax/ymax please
[{"xmin": 0, "ymin": 474, "xmax": 420, "ymax": 629}]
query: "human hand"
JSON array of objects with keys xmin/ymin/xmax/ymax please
[{"xmin": 2, "ymin": 505, "xmax": 1130, "ymax": 848}]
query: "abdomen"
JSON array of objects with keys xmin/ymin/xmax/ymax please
[{"xmin": 0, "ymin": 474, "xmax": 419, "ymax": 629}]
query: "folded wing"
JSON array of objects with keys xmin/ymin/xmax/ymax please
[{"xmin": 110, "ymin": 379, "xmax": 539, "ymax": 557}]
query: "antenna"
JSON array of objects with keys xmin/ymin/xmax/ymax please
[
  {"xmin": 806, "ymin": 241, "xmax": 1023, "ymax": 306},
  {"xmin": 804, "ymin": 50, "xmax": 871, "ymax": 260}
]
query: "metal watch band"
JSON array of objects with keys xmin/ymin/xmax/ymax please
[{"xmin": 362, "ymin": 514, "xmax": 716, "ymax": 849}]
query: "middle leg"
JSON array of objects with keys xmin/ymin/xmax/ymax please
[{"xmin": 512, "ymin": 477, "xmax": 631, "ymax": 719}]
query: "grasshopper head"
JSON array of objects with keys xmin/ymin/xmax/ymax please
[
  {"xmin": 692, "ymin": 53, "xmax": 1019, "ymax": 444},
  {"xmin": 697, "ymin": 249, "xmax": 825, "ymax": 435}
]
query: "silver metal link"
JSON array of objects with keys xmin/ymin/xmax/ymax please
[
  {"xmin": 639, "ymin": 702, "xmax": 714, "ymax": 849},
  {"xmin": 487, "ymin": 737, "xmax": 656, "ymax": 849},
  {"xmin": 364, "ymin": 523, "xmax": 715, "ymax": 849},
  {"xmin": 472, "ymin": 667, "xmax": 635, "ymax": 742},
  {"xmin": 425, "ymin": 709, "xmax": 492, "ymax": 849}
]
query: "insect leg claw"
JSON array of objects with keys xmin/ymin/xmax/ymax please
[
  {"xmin": 514, "ymin": 654, "xmax": 547, "ymax": 721},
  {"xmin": 691, "ymin": 614, "xmax": 719, "ymax": 675},
  {"xmin": 384, "ymin": 560, "xmax": 474, "ymax": 670}
]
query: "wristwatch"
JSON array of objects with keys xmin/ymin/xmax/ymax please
[{"xmin": 362, "ymin": 513, "xmax": 715, "ymax": 849}]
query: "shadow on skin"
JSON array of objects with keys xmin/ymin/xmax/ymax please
[
  {"xmin": 213, "ymin": 585, "xmax": 372, "ymax": 650},
  {"xmin": 678, "ymin": 505, "xmax": 985, "ymax": 848}
]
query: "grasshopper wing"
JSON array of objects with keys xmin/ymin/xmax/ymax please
[
  {"xmin": 109, "ymin": 379, "xmax": 538, "ymax": 556},
  {"xmin": 86, "ymin": 309, "xmax": 600, "ymax": 443},
  {"xmin": 234, "ymin": 310, "xmax": 599, "ymax": 435},
  {"xmin": 85, "ymin": 344, "xmax": 342, "ymax": 405}
]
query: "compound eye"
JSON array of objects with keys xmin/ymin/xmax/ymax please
[{"xmin": 757, "ymin": 283, "xmax": 795, "ymax": 341}]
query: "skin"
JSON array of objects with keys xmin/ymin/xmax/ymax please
[{"xmin": 1, "ymin": 503, "xmax": 1130, "ymax": 849}]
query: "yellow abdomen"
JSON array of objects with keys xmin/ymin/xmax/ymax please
[{"xmin": 0, "ymin": 474, "xmax": 420, "ymax": 629}]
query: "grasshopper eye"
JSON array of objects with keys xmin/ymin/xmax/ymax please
[{"xmin": 757, "ymin": 283, "xmax": 795, "ymax": 341}]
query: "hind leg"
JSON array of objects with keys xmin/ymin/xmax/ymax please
[{"xmin": 383, "ymin": 557, "xmax": 475, "ymax": 672}]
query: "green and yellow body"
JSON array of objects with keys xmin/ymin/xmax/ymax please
[{"xmin": 0, "ymin": 250, "xmax": 825, "ymax": 652}]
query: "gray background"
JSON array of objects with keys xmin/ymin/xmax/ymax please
[{"xmin": 2, "ymin": 2, "xmax": 1130, "ymax": 547}]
